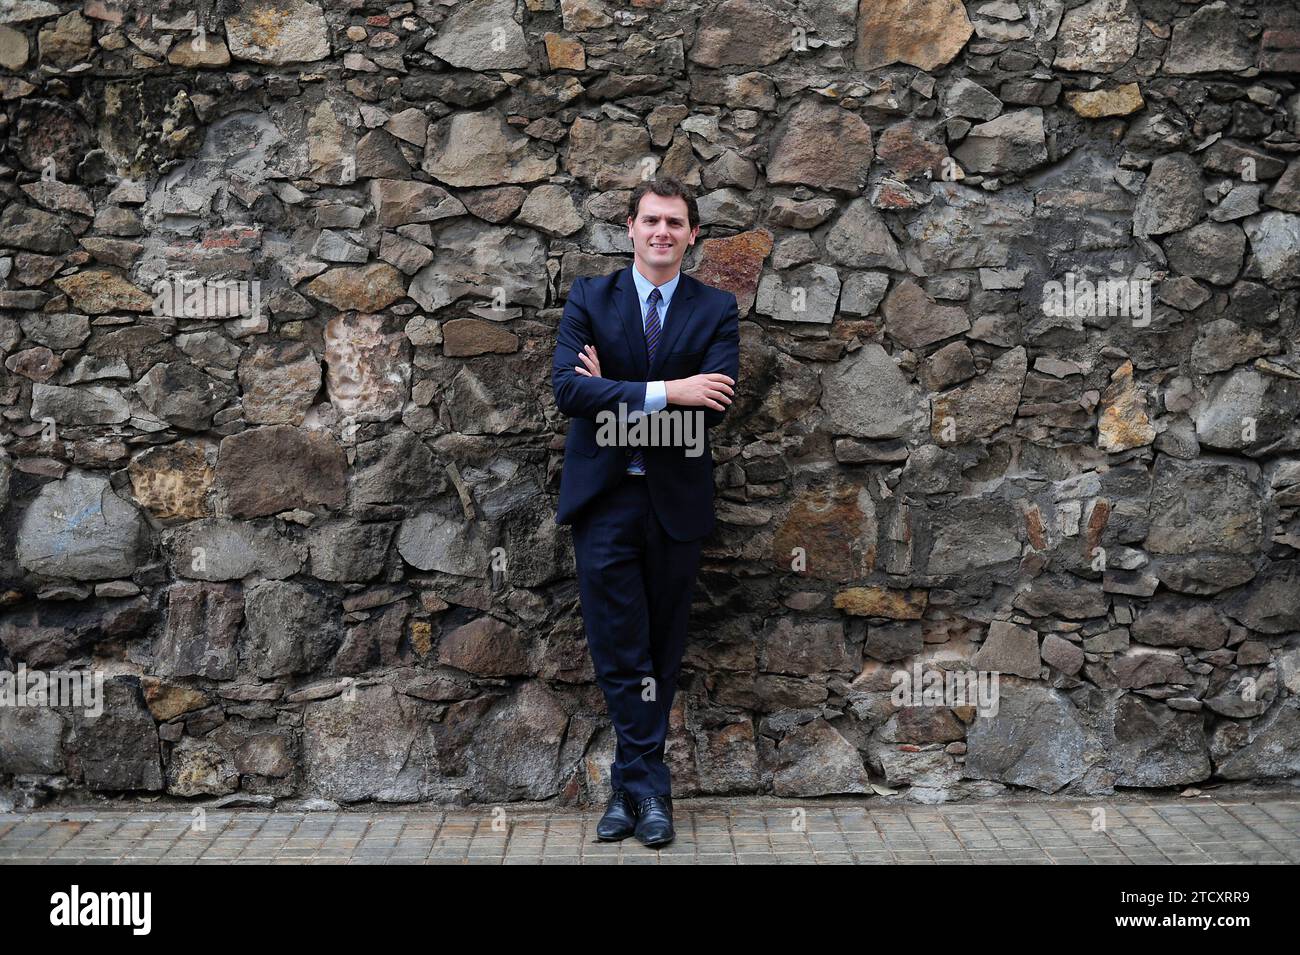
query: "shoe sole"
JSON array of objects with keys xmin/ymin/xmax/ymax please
[{"xmin": 636, "ymin": 833, "xmax": 674, "ymax": 848}]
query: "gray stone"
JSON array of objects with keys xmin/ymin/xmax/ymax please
[
  {"xmin": 65, "ymin": 679, "xmax": 163, "ymax": 792},
  {"xmin": 904, "ymin": 185, "xmax": 1034, "ymax": 272},
  {"xmin": 965, "ymin": 680, "xmax": 1091, "ymax": 793},
  {"xmin": 408, "ymin": 219, "xmax": 547, "ymax": 311},
  {"xmin": 1110, "ymin": 647, "xmax": 1193, "ymax": 688},
  {"xmin": 930, "ymin": 346, "xmax": 1026, "ymax": 443},
  {"xmin": 1041, "ymin": 633, "xmax": 1085, "ymax": 675},
  {"xmin": 838, "ymin": 271, "xmax": 890, "ymax": 316},
  {"xmin": 20, "ymin": 313, "xmax": 90, "ymax": 351},
  {"xmin": 759, "ymin": 617, "xmax": 855, "ymax": 674},
  {"xmin": 864, "ymin": 621, "xmax": 923, "ymax": 662},
  {"xmin": 1211, "ymin": 183, "xmax": 1263, "ymax": 222},
  {"xmin": 1221, "ymin": 561, "xmax": 1300, "ymax": 634},
  {"xmin": 514, "ymin": 184, "xmax": 584, "ymax": 237},
  {"xmin": 883, "ymin": 278, "xmax": 970, "ymax": 349},
  {"xmin": 308, "ymin": 520, "xmax": 396, "ymax": 583},
  {"xmin": 1195, "ymin": 367, "xmax": 1300, "ymax": 455},
  {"xmin": 427, "ymin": 682, "xmax": 570, "ymax": 801},
  {"xmin": 164, "ymin": 519, "xmax": 304, "ymax": 581},
  {"xmin": 944, "ymin": 77, "xmax": 1003, "ymax": 120},
  {"xmin": 396, "ymin": 511, "xmax": 489, "ymax": 577},
  {"xmin": 953, "ymin": 109, "xmax": 1048, "ymax": 176},
  {"xmin": 688, "ymin": 0, "xmax": 805, "ymax": 68},
  {"xmin": 30, "ymin": 383, "xmax": 130, "ymax": 425},
  {"xmin": 562, "ymin": 117, "xmax": 651, "ymax": 190},
  {"xmin": 973, "ymin": 620, "xmax": 1041, "ymax": 678},
  {"xmin": 820, "ymin": 342, "xmax": 920, "ymax": 439},
  {"xmin": 1214, "ymin": 701, "xmax": 1300, "ymax": 780},
  {"xmin": 245, "ymin": 580, "xmax": 340, "ymax": 677},
  {"xmin": 238, "ymin": 342, "xmax": 321, "ymax": 426},
  {"xmin": 755, "ymin": 264, "xmax": 840, "ymax": 324},
  {"xmin": 0, "ymin": 204, "xmax": 75, "ymax": 254},
  {"xmin": 900, "ymin": 443, "xmax": 961, "ymax": 494},
  {"xmin": 1111, "ymin": 695, "xmax": 1210, "ymax": 787},
  {"xmin": 425, "ymin": 0, "xmax": 529, "ymax": 70},
  {"xmin": 302, "ymin": 683, "xmax": 440, "ymax": 802},
  {"xmin": 423, "ymin": 109, "xmax": 557, "ymax": 188},
  {"xmin": 1147, "ymin": 457, "xmax": 1262, "ymax": 556},
  {"xmin": 1164, "ymin": 222, "xmax": 1246, "ymax": 285},
  {"xmin": 1131, "ymin": 594, "xmax": 1228, "ymax": 649},
  {"xmin": 0, "ymin": 706, "xmax": 64, "ymax": 774},
  {"xmin": 1053, "ymin": 0, "xmax": 1140, "ymax": 72},
  {"xmin": 927, "ymin": 497, "xmax": 1023, "ymax": 574},
  {"xmin": 18, "ymin": 471, "xmax": 145, "ymax": 579},
  {"xmin": 923, "ymin": 341, "xmax": 977, "ymax": 390},
  {"xmin": 1190, "ymin": 320, "xmax": 1278, "ymax": 374},
  {"xmin": 773, "ymin": 718, "xmax": 870, "ymax": 796},
  {"xmin": 379, "ymin": 232, "xmax": 434, "ymax": 275},
  {"xmin": 154, "ymin": 582, "xmax": 243, "ymax": 679},
  {"xmin": 1243, "ymin": 212, "xmax": 1300, "ymax": 288},
  {"xmin": 311, "ymin": 229, "xmax": 369, "ymax": 263},
  {"xmin": 351, "ymin": 430, "xmax": 441, "ymax": 506},
  {"xmin": 136, "ymin": 362, "xmax": 236, "ymax": 432},
  {"xmin": 369, "ymin": 179, "xmax": 466, "ymax": 227},
  {"xmin": 1163, "ymin": 1, "xmax": 1253, "ymax": 75},
  {"xmin": 824, "ymin": 198, "xmax": 906, "ymax": 270},
  {"xmin": 1132, "ymin": 154, "xmax": 1203, "ymax": 237},
  {"xmin": 1264, "ymin": 160, "xmax": 1300, "ymax": 213}
]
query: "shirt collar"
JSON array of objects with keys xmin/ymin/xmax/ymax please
[{"xmin": 631, "ymin": 262, "xmax": 680, "ymax": 314}]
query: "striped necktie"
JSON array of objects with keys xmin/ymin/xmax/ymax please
[{"xmin": 628, "ymin": 287, "xmax": 662, "ymax": 473}]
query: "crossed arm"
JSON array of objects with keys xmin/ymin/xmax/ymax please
[{"xmin": 551, "ymin": 276, "xmax": 739, "ymax": 428}]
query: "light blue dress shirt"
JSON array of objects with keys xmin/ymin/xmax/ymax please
[{"xmin": 625, "ymin": 264, "xmax": 678, "ymax": 474}]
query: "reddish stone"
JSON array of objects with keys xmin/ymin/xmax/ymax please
[
  {"xmin": 690, "ymin": 228, "xmax": 773, "ymax": 319},
  {"xmin": 1260, "ymin": 28, "xmax": 1300, "ymax": 72}
]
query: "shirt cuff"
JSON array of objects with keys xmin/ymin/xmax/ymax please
[{"xmin": 643, "ymin": 380, "xmax": 667, "ymax": 415}]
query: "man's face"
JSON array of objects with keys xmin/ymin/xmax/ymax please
[{"xmin": 627, "ymin": 192, "xmax": 698, "ymax": 272}]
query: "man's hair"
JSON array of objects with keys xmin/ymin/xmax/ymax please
[{"xmin": 627, "ymin": 176, "xmax": 699, "ymax": 232}]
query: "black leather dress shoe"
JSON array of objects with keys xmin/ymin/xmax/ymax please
[
  {"xmin": 596, "ymin": 789, "xmax": 638, "ymax": 840},
  {"xmin": 634, "ymin": 794, "xmax": 674, "ymax": 847}
]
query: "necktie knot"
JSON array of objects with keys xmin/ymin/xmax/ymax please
[{"xmin": 649, "ymin": 287, "xmax": 661, "ymax": 305}]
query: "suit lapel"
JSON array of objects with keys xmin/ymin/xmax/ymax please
[
  {"xmin": 614, "ymin": 265, "xmax": 648, "ymax": 379},
  {"xmin": 648, "ymin": 271, "xmax": 696, "ymax": 380},
  {"xmin": 613, "ymin": 264, "xmax": 700, "ymax": 381}
]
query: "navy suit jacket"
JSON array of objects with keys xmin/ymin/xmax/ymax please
[{"xmin": 552, "ymin": 265, "xmax": 741, "ymax": 542}]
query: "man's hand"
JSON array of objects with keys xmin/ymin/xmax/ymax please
[
  {"xmin": 574, "ymin": 344, "xmax": 602, "ymax": 378},
  {"xmin": 666, "ymin": 374, "xmax": 735, "ymax": 411}
]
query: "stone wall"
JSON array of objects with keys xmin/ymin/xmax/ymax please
[{"xmin": 1, "ymin": 0, "xmax": 1299, "ymax": 809}]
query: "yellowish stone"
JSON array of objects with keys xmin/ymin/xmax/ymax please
[
  {"xmin": 543, "ymin": 32, "xmax": 585, "ymax": 71},
  {"xmin": 1065, "ymin": 83, "xmax": 1145, "ymax": 118},
  {"xmin": 833, "ymin": 587, "xmax": 929, "ymax": 619}
]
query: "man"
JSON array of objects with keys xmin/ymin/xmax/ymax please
[{"xmin": 551, "ymin": 177, "xmax": 740, "ymax": 848}]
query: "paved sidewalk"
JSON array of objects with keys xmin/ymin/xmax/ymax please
[{"xmin": 3, "ymin": 792, "xmax": 1299, "ymax": 864}]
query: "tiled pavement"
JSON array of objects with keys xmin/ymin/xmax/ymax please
[{"xmin": 3, "ymin": 792, "xmax": 1299, "ymax": 864}]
